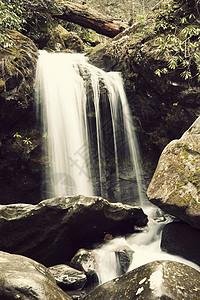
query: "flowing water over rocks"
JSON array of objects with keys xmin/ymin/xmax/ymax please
[{"xmin": 93, "ymin": 206, "xmax": 200, "ymax": 285}]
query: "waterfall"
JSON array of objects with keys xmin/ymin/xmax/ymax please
[{"xmin": 35, "ymin": 50, "xmax": 144, "ymax": 202}]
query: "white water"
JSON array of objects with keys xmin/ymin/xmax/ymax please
[
  {"xmin": 35, "ymin": 50, "xmax": 144, "ymax": 202},
  {"xmin": 35, "ymin": 52, "xmax": 93, "ymax": 197},
  {"xmin": 94, "ymin": 207, "xmax": 200, "ymax": 284}
]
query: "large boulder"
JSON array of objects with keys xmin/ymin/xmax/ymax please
[
  {"xmin": 161, "ymin": 221, "xmax": 200, "ymax": 266},
  {"xmin": 147, "ymin": 117, "xmax": 200, "ymax": 229},
  {"xmin": 82, "ymin": 260, "xmax": 200, "ymax": 299},
  {"xmin": 0, "ymin": 195, "xmax": 147, "ymax": 266},
  {"xmin": 0, "ymin": 251, "xmax": 71, "ymax": 300}
]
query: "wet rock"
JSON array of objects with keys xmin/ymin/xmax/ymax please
[
  {"xmin": 161, "ymin": 221, "xmax": 200, "ymax": 266},
  {"xmin": 0, "ymin": 251, "xmax": 71, "ymax": 300},
  {"xmin": 0, "ymin": 195, "xmax": 147, "ymax": 266},
  {"xmin": 115, "ymin": 245, "xmax": 134, "ymax": 274},
  {"xmin": 147, "ymin": 117, "xmax": 200, "ymax": 230},
  {"xmin": 70, "ymin": 249, "xmax": 97, "ymax": 277},
  {"xmin": 49, "ymin": 264, "xmax": 87, "ymax": 290},
  {"xmin": 82, "ymin": 260, "xmax": 200, "ymax": 300}
]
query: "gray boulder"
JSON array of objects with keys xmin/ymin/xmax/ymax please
[
  {"xmin": 49, "ymin": 264, "xmax": 87, "ymax": 290},
  {"xmin": 161, "ymin": 221, "xmax": 200, "ymax": 266},
  {"xmin": 0, "ymin": 195, "xmax": 147, "ymax": 266},
  {"xmin": 0, "ymin": 251, "xmax": 71, "ymax": 300},
  {"xmin": 147, "ymin": 117, "xmax": 200, "ymax": 229},
  {"xmin": 83, "ymin": 260, "xmax": 200, "ymax": 300}
]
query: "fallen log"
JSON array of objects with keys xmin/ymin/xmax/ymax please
[{"xmin": 53, "ymin": 0, "xmax": 129, "ymax": 38}]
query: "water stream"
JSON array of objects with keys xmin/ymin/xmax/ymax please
[
  {"xmin": 35, "ymin": 50, "xmax": 200, "ymax": 286},
  {"xmin": 94, "ymin": 206, "xmax": 200, "ymax": 284}
]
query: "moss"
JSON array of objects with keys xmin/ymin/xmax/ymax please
[
  {"xmin": 176, "ymin": 182, "xmax": 186, "ymax": 188},
  {"xmin": 181, "ymin": 146, "xmax": 189, "ymax": 160},
  {"xmin": 0, "ymin": 80, "xmax": 6, "ymax": 93},
  {"xmin": 168, "ymin": 190, "xmax": 188, "ymax": 207},
  {"xmin": 188, "ymin": 170, "xmax": 200, "ymax": 190},
  {"xmin": 169, "ymin": 186, "xmax": 200, "ymax": 209}
]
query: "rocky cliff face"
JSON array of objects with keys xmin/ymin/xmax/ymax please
[
  {"xmin": 89, "ymin": 0, "xmax": 200, "ymax": 179},
  {"xmin": 0, "ymin": 31, "xmax": 42, "ymax": 204},
  {"xmin": 89, "ymin": 46, "xmax": 199, "ymax": 182}
]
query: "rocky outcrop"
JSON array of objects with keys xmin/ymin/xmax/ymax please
[
  {"xmin": 147, "ymin": 117, "xmax": 200, "ymax": 229},
  {"xmin": 82, "ymin": 260, "xmax": 200, "ymax": 299},
  {"xmin": 0, "ymin": 195, "xmax": 147, "ymax": 266},
  {"xmin": 161, "ymin": 221, "xmax": 200, "ymax": 266},
  {"xmin": 0, "ymin": 251, "xmax": 71, "ymax": 300}
]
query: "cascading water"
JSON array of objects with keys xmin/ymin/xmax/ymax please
[
  {"xmin": 94, "ymin": 207, "xmax": 200, "ymax": 284},
  {"xmin": 35, "ymin": 50, "xmax": 200, "ymax": 288},
  {"xmin": 35, "ymin": 51, "xmax": 93, "ymax": 197},
  {"xmin": 35, "ymin": 50, "xmax": 144, "ymax": 202}
]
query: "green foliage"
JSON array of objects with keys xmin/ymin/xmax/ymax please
[
  {"xmin": 13, "ymin": 132, "xmax": 34, "ymax": 159},
  {"xmin": 13, "ymin": 132, "xmax": 33, "ymax": 146},
  {"xmin": 153, "ymin": 1, "xmax": 200, "ymax": 83},
  {"xmin": 0, "ymin": 0, "xmax": 25, "ymax": 48}
]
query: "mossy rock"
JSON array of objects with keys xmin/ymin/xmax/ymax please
[
  {"xmin": 147, "ymin": 117, "xmax": 200, "ymax": 229},
  {"xmin": 46, "ymin": 25, "xmax": 85, "ymax": 52}
]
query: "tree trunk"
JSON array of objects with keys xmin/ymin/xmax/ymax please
[{"xmin": 53, "ymin": 0, "xmax": 129, "ymax": 38}]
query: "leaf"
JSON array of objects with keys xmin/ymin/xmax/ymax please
[
  {"xmin": 181, "ymin": 17, "xmax": 187, "ymax": 24},
  {"xmin": 168, "ymin": 58, "xmax": 178, "ymax": 69},
  {"xmin": 155, "ymin": 69, "xmax": 161, "ymax": 77},
  {"xmin": 180, "ymin": 70, "xmax": 192, "ymax": 80},
  {"xmin": 161, "ymin": 68, "xmax": 168, "ymax": 74}
]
